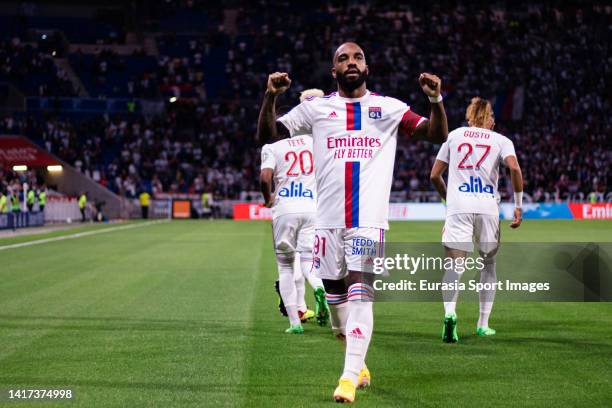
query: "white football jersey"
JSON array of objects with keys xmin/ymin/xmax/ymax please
[
  {"xmin": 261, "ymin": 136, "xmax": 317, "ymax": 219},
  {"xmin": 436, "ymin": 126, "xmax": 516, "ymax": 216},
  {"xmin": 278, "ymin": 90, "xmax": 426, "ymax": 229}
]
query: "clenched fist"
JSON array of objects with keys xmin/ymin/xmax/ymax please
[
  {"xmin": 267, "ymin": 72, "xmax": 291, "ymax": 95},
  {"xmin": 419, "ymin": 73, "xmax": 441, "ymax": 98}
]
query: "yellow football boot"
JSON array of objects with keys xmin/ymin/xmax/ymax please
[{"xmin": 333, "ymin": 378, "xmax": 356, "ymax": 403}]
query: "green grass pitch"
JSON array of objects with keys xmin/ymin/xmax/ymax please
[{"xmin": 0, "ymin": 220, "xmax": 610, "ymax": 407}]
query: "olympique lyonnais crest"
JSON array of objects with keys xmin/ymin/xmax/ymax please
[{"xmin": 368, "ymin": 106, "xmax": 382, "ymax": 119}]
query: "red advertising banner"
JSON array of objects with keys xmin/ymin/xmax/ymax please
[
  {"xmin": 0, "ymin": 135, "xmax": 60, "ymax": 167},
  {"xmin": 568, "ymin": 203, "xmax": 612, "ymax": 220},
  {"xmin": 233, "ymin": 203, "xmax": 272, "ymax": 220}
]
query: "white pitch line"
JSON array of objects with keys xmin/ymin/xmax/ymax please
[{"xmin": 0, "ymin": 220, "xmax": 168, "ymax": 251}]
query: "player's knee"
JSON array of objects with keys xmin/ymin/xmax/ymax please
[
  {"xmin": 276, "ymin": 252, "xmax": 295, "ymax": 268},
  {"xmin": 478, "ymin": 242, "xmax": 499, "ymax": 259},
  {"xmin": 322, "ymin": 278, "xmax": 346, "ymax": 294},
  {"xmin": 345, "ymin": 270, "xmax": 374, "ymax": 287},
  {"xmin": 480, "ymin": 253, "xmax": 496, "ymax": 265},
  {"xmin": 275, "ymin": 240, "xmax": 293, "ymax": 253}
]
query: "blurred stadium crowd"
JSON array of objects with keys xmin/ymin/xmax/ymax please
[{"xmin": 0, "ymin": 1, "xmax": 609, "ymax": 202}]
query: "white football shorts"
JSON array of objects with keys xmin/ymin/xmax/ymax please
[
  {"xmin": 272, "ymin": 212, "xmax": 315, "ymax": 255},
  {"xmin": 311, "ymin": 227, "xmax": 385, "ymax": 280},
  {"xmin": 442, "ymin": 213, "xmax": 500, "ymax": 256}
]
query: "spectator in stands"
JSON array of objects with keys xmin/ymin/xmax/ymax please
[
  {"xmin": 0, "ymin": 36, "xmax": 77, "ymax": 97},
  {"xmin": 0, "ymin": 2, "xmax": 608, "ymax": 203}
]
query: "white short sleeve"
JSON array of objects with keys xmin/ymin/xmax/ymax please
[
  {"xmin": 260, "ymin": 144, "xmax": 276, "ymax": 170},
  {"xmin": 500, "ymin": 138, "xmax": 516, "ymax": 160},
  {"xmin": 277, "ymin": 101, "xmax": 313, "ymax": 137},
  {"xmin": 435, "ymin": 141, "xmax": 450, "ymax": 163}
]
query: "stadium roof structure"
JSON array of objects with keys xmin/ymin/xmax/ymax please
[{"xmin": 0, "ymin": 135, "xmax": 61, "ymax": 169}]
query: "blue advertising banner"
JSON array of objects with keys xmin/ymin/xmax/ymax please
[
  {"xmin": 0, "ymin": 212, "xmax": 45, "ymax": 230},
  {"xmin": 499, "ymin": 203, "xmax": 574, "ymax": 220}
]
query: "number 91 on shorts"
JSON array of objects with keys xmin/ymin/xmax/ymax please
[{"xmin": 311, "ymin": 227, "xmax": 385, "ymax": 279}]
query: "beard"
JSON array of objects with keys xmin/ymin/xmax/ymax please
[{"xmin": 336, "ymin": 68, "xmax": 368, "ymax": 92}]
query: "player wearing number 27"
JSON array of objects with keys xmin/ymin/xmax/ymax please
[
  {"xmin": 258, "ymin": 42, "xmax": 448, "ymax": 403},
  {"xmin": 430, "ymin": 97, "xmax": 524, "ymax": 344}
]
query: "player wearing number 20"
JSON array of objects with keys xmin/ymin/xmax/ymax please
[
  {"xmin": 260, "ymin": 89, "xmax": 330, "ymax": 335},
  {"xmin": 430, "ymin": 97, "xmax": 524, "ymax": 343}
]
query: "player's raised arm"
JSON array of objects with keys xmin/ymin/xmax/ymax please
[
  {"xmin": 412, "ymin": 73, "xmax": 448, "ymax": 143},
  {"xmin": 505, "ymin": 155, "xmax": 524, "ymax": 228},
  {"xmin": 257, "ymin": 72, "xmax": 291, "ymax": 142}
]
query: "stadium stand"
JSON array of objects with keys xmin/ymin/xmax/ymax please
[
  {"xmin": 0, "ymin": 2, "xmax": 609, "ymax": 202},
  {"xmin": 0, "ymin": 36, "xmax": 78, "ymax": 97}
]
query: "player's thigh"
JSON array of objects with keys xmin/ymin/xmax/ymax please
[
  {"xmin": 272, "ymin": 214, "xmax": 299, "ymax": 256},
  {"xmin": 296, "ymin": 213, "xmax": 315, "ymax": 256},
  {"xmin": 344, "ymin": 227, "xmax": 385, "ymax": 274},
  {"xmin": 475, "ymin": 214, "xmax": 500, "ymax": 257},
  {"xmin": 443, "ymin": 214, "xmax": 475, "ymax": 252},
  {"xmin": 312, "ymin": 229, "xmax": 346, "ymax": 280}
]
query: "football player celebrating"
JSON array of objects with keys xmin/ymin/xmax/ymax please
[{"xmin": 258, "ymin": 42, "xmax": 447, "ymax": 403}]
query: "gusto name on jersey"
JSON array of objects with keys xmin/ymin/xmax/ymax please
[
  {"xmin": 464, "ymin": 130, "xmax": 490, "ymax": 139},
  {"xmin": 459, "ymin": 176, "xmax": 495, "ymax": 196},
  {"xmin": 278, "ymin": 181, "xmax": 314, "ymax": 199}
]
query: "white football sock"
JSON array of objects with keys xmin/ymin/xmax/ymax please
[
  {"xmin": 442, "ymin": 259, "xmax": 464, "ymax": 316},
  {"xmin": 277, "ymin": 253, "xmax": 300, "ymax": 326},
  {"xmin": 342, "ymin": 283, "xmax": 374, "ymax": 385},
  {"xmin": 326, "ymin": 292, "xmax": 348, "ymax": 337},
  {"xmin": 299, "ymin": 252, "xmax": 324, "ymax": 290},
  {"xmin": 293, "ymin": 255, "xmax": 307, "ymax": 312},
  {"xmin": 295, "ymin": 273, "xmax": 307, "ymax": 312},
  {"xmin": 478, "ymin": 257, "xmax": 497, "ymax": 328}
]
